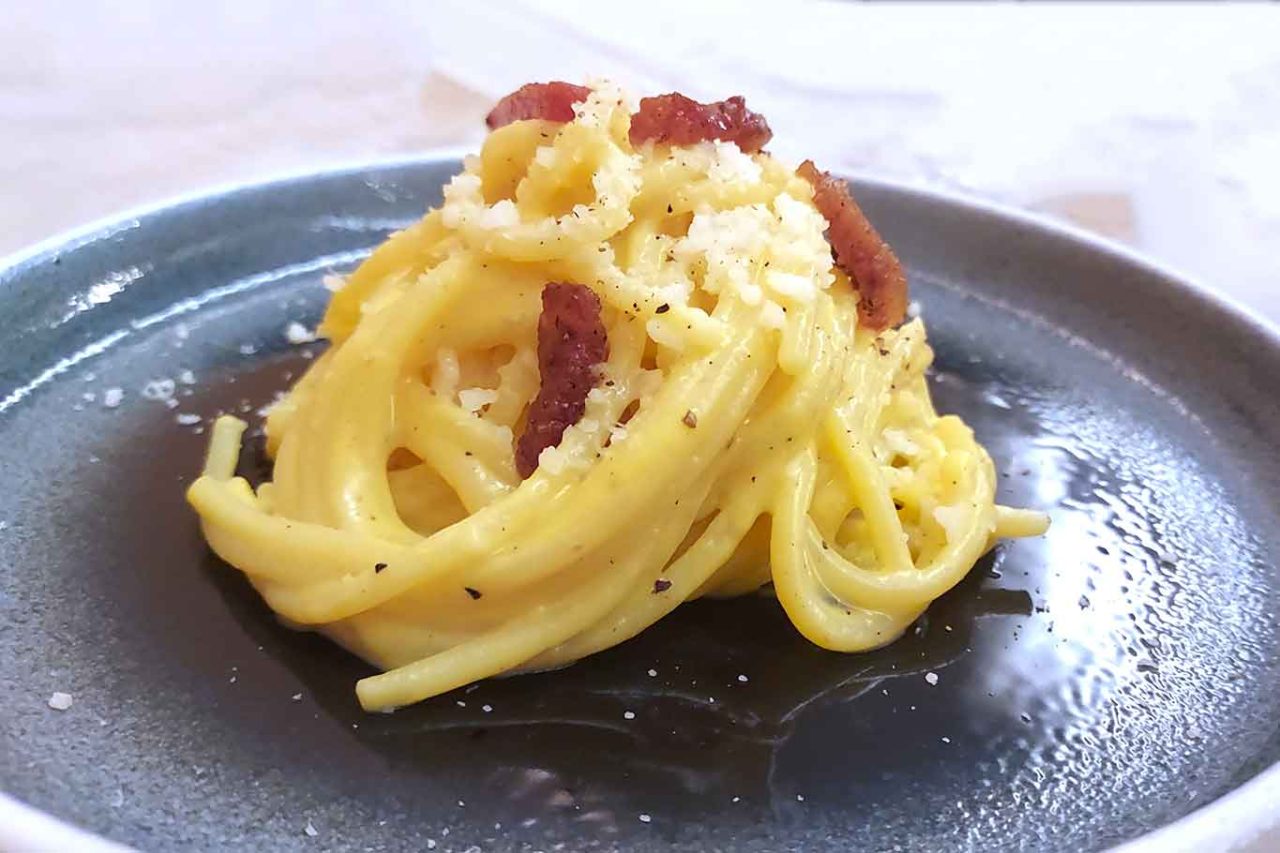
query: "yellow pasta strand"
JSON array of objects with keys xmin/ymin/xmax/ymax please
[{"xmin": 187, "ymin": 81, "xmax": 1047, "ymax": 711}]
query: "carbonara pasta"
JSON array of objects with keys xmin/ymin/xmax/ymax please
[{"xmin": 187, "ymin": 81, "xmax": 1048, "ymax": 712}]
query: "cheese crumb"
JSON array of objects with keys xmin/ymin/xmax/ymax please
[
  {"xmin": 537, "ymin": 445, "xmax": 568, "ymax": 476},
  {"xmin": 175, "ymin": 413, "xmax": 201, "ymax": 426},
  {"xmin": 933, "ymin": 505, "xmax": 970, "ymax": 544},
  {"xmin": 478, "ymin": 199, "xmax": 520, "ymax": 229},
  {"xmin": 102, "ymin": 388, "xmax": 124, "ymax": 408},
  {"xmin": 882, "ymin": 429, "xmax": 920, "ymax": 458},
  {"xmin": 48, "ymin": 692, "xmax": 73, "ymax": 711},
  {"xmin": 764, "ymin": 270, "xmax": 816, "ymax": 303},
  {"xmin": 457, "ymin": 388, "xmax": 498, "ymax": 414},
  {"xmin": 177, "ymin": 369, "xmax": 196, "ymax": 385},
  {"xmin": 706, "ymin": 141, "xmax": 763, "ymax": 185}
]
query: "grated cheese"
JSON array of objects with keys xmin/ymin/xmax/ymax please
[
  {"xmin": 142, "ymin": 378, "xmax": 176, "ymax": 402},
  {"xmin": 457, "ymin": 388, "xmax": 498, "ymax": 414}
]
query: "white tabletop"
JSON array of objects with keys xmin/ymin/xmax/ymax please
[{"xmin": 3, "ymin": 2, "xmax": 1276, "ymax": 323}]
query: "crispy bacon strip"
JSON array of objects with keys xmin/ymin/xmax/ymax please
[
  {"xmin": 515, "ymin": 283, "xmax": 609, "ymax": 478},
  {"xmin": 485, "ymin": 81, "xmax": 591, "ymax": 130},
  {"xmin": 799, "ymin": 160, "xmax": 908, "ymax": 331},
  {"xmin": 629, "ymin": 93, "xmax": 772, "ymax": 153}
]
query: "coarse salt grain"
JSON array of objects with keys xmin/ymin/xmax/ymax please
[
  {"xmin": 322, "ymin": 274, "xmax": 347, "ymax": 293},
  {"xmin": 284, "ymin": 322, "xmax": 317, "ymax": 345},
  {"xmin": 737, "ymin": 674, "xmax": 749, "ymax": 683},
  {"xmin": 176, "ymin": 413, "xmax": 201, "ymax": 426},
  {"xmin": 925, "ymin": 672, "xmax": 939, "ymax": 686},
  {"xmin": 238, "ymin": 343, "xmax": 257, "ymax": 356},
  {"xmin": 291, "ymin": 693, "xmax": 302, "ymax": 702},
  {"xmin": 48, "ymin": 692, "xmax": 73, "ymax": 711},
  {"xmin": 482, "ymin": 704, "xmax": 493, "ymax": 713},
  {"xmin": 647, "ymin": 668, "xmax": 657, "ymax": 677},
  {"xmin": 303, "ymin": 819, "xmax": 318, "ymax": 837},
  {"xmin": 623, "ymin": 710, "xmax": 636, "ymax": 720},
  {"xmin": 638, "ymin": 814, "xmax": 652, "ymax": 824}
]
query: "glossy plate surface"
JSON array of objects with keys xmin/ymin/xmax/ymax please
[{"xmin": 1, "ymin": 157, "xmax": 1277, "ymax": 852}]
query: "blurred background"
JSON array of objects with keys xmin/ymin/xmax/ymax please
[{"xmin": 3, "ymin": 1, "xmax": 1277, "ymax": 319}]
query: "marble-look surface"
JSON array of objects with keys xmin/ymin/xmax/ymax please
[{"xmin": 3, "ymin": 2, "xmax": 1276, "ymax": 319}]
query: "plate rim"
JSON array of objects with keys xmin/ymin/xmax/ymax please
[{"xmin": 2, "ymin": 152, "xmax": 1276, "ymax": 853}]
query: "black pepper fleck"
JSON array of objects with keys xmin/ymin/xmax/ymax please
[
  {"xmin": 465, "ymin": 587, "xmax": 483, "ymax": 600},
  {"xmin": 655, "ymin": 303, "xmax": 670, "ymax": 314},
  {"xmin": 374, "ymin": 562, "xmax": 388, "ymax": 573},
  {"xmin": 652, "ymin": 578, "xmax": 672, "ymax": 593},
  {"xmin": 682, "ymin": 410, "xmax": 698, "ymax": 428}
]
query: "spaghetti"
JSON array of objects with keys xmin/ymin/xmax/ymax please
[{"xmin": 187, "ymin": 81, "xmax": 1048, "ymax": 711}]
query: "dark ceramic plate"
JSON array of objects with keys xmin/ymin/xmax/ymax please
[{"xmin": 1, "ymin": 156, "xmax": 1278, "ymax": 853}]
